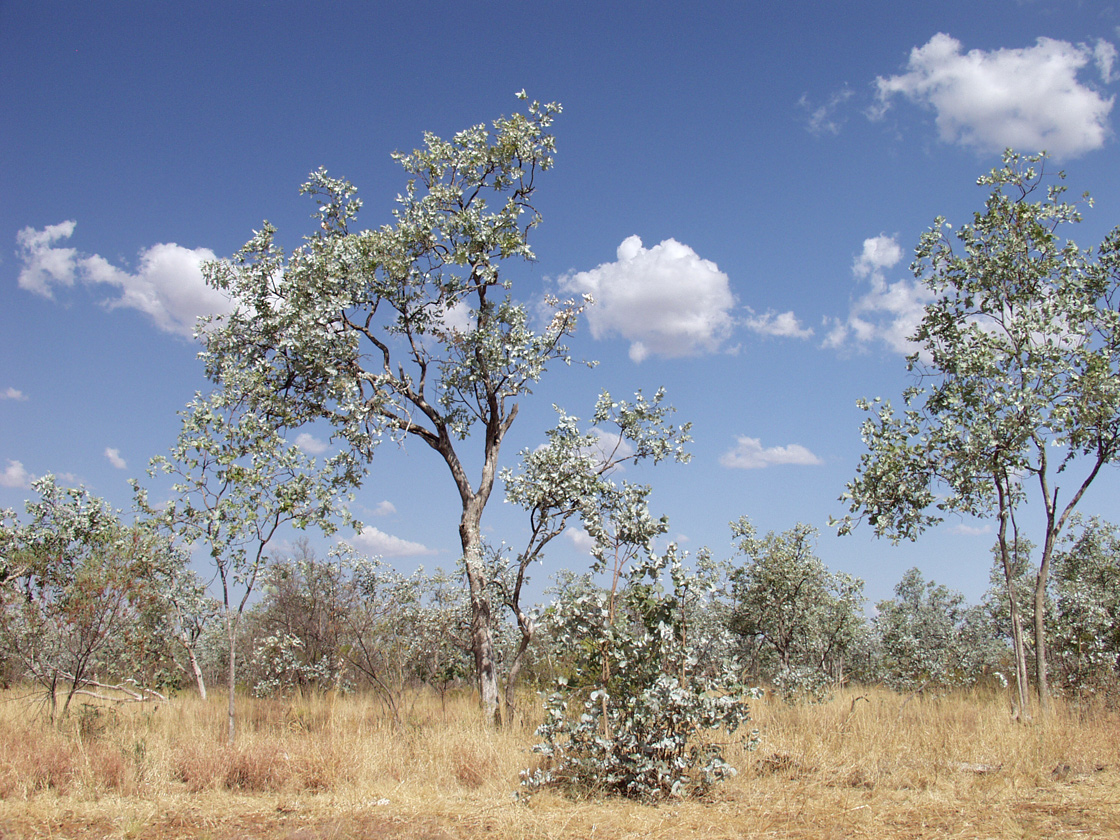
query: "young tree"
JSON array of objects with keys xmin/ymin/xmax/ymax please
[
  {"xmin": 875, "ymin": 568, "xmax": 999, "ymax": 694},
  {"xmin": 198, "ymin": 94, "xmax": 583, "ymax": 723},
  {"xmin": 140, "ymin": 388, "xmax": 361, "ymax": 742},
  {"xmin": 0, "ymin": 477, "xmax": 175, "ymax": 721},
  {"xmin": 498, "ymin": 388, "xmax": 691, "ymax": 719},
  {"xmin": 728, "ymin": 518, "xmax": 865, "ymax": 697},
  {"xmin": 834, "ymin": 151, "xmax": 1120, "ymax": 716},
  {"xmin": 241, "ymin": 540, "xmax": 350, "ymax": 696},
  {"xmin": 1048, "ymin": 516, "xmax": 1120, "ymax": 695}
]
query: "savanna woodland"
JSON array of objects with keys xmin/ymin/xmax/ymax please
[{"xmin": 3, "ymin": 98, "xmax": 1120, "ymax": 839}]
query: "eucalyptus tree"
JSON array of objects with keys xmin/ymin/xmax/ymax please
[
  {"xmin": 0, "ymin": 476, "xmax": 175, "ymax": 721},
  {"xmin": 875, "ymin": 568, "xmax": 999, "ymax": 693},
  {"xmin": 835, "ymin": 151, "xmax": 1120, "ymax": 716},
  {"xmin": 198, "ymin": 94, "xmax": 582, "ymax": 723},
  {"xmin": 1049, "ymin": 516, "xmax": 1120, "ymax": 694},
  {"xmin": 139, "ymin": 388, "xmax": 361, "ymax": 742},
  {"xmin": 728, "ymin": 518, "xmax": 865, "ymax": 694},
  {"xmin": 498, "ymin": 388, "xmax": 691, "ymax": 718}
]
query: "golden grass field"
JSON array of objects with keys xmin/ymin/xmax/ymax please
[{"xmin": 0, "ymin": 685, "xmax": 1117, "ymax": 839}]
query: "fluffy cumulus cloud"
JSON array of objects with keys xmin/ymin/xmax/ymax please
[
  {"xmin": 1, "ymin": 388, "xmax": 28, "ymax": 402},
  {"xmin": 559, "ymin": 236, "xmax": 736, "ymax": 363},
  {"xmin": 104, "ymin": 447, "xmax": 127, "ymax": 470},
  {"xmin": 16, "ymin": 221, "xmax": 234, "ymax": 337},
  {"xmin": 371, "ymin": 500, "xmax": 397, "ymax": 517},
  {"xmin": 824, "ymin": 234, "xmax": 932, "ymax": 355},
  {"xmin": 349, "ymin": 526, "xmax": 437, "ymax": 558},
  {"xmin": 0, "ymin": 460, "xmax": 33, "ymax": 489},
  {"xmin": 874, "ymin": 34, "xmax": 1116, "ymax": 158},
  {"xmin": 719, "ymin": 437, "xmax": 823, "ymax": 469}
]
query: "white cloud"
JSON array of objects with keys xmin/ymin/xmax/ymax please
[
  {"xmin": 1, "ymin": 388, "xmax": 28, "ymax": 402},
  {"xmin": 559, "ymin": 236, "xmax": 736, "ymax": 363},
  {"xmin": 874, "ymin": 33, "xmax": 1116, "ymax": 158},
  {"xmin": 104, "ymin": 448, "xmax": 127, "ymax": 470},
  {"xmin": 719, "ymin": 437, "xmax": 823, "ymax": 469},
  {"xmin": 371, "ymin": 500, "xmax": 397, "ymax": 517},
  {"xmin": 293, "ymin": 432, "xmax": 329, "ymax": 455},
  {"xmin": 15, "ymin": 222, "xmax": 234, "ymax": 337},
  {"xmin": 744, "ymin": 308, "xmax": 813, "ymax": 339},
  {"xmin": 824, "ymin": 234, "xmax": 932, "ymax": 356},
  {"xmin": 0, "ymin": 460, "xmax": 34, "ymax": 489},
  {"xmin": 349, "ymin": 526, "xmax": 437, "ymax": 558},
  {"xmin": 852, "ymin": 234, "xmax": 903, "ymax": 280}
]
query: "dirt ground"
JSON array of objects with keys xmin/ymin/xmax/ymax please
[{"xmin": 3, "ymin": 768, "xmax": 1119, "ymax": 840}]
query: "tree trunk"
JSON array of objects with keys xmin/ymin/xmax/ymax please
[
  {"xmin": 997, "ymin": 550, "xmax": 1030, "ymax": 720},
  {"xmin": 1034, "ymin": 541, "xmax": 1053, "ymax": 716},
  {"xmin": 185, "ymin": 641, "xmax": 207, "ymax": 700},
  {"xmin": 227, "ymin": 615, "xmax": 237, "ymax": 744},
  {"xmin": 460, "ymin": 511, "xmax": 501, "ymax": 726},
  {"xmin": 996, "ymin": 483, "xmax": 1031, "ymax": 720}
]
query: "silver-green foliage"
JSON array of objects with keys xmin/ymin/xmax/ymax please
[
  {"xmin": 834, "ymin": 150, "xmax": 1120, "ymax": 714},
  {"xmin": 876, "ymin": 568, "xmax": 1000, "ymax": 692},
  {"xmin": 198, "ymin": 93, "xmax": 580, "ymax": 722},
  {"xmin": 0, "ymin": 477, "xmax": 186, "ymax": 719},
  {"xmin": 524, "ymin": 548, "xmax": 757, "ymax": 801},
  {"xmin": 1049, "ymin": 517, "xmax": 1120, "ymax": 695},
  {"xmin": 729, "ymin": 517, "xmax": 866, "ymax": 701}
]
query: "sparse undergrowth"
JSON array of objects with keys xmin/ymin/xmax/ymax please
[{"xmin": 0, "ymin": 685, "xmax": 1118, "ymax": 839}]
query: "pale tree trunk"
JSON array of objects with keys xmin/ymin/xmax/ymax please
[
  {"xmin": 226, "ymin": 613, "xmax": 237, "ymax": 744},
  {"xmin": 460, "ymin": 507, "xmax": 501, "ymax": 726},
  {"xmin": 187, "ymin": 645, "xmax": 207, "ymax": 700},
  {"xmin": 1034, "ymin": 543, "xmax": 1053, "ymax": 717},
  {"xmin": 996, "ymin": 480, "xmax": 1031, "ymax": 720}
]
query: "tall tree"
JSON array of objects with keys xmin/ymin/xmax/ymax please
[
  {"xmin": 199, "ymin": 94, "xmax": 581, "ymax": 722},
  {"xmin": 835, "ymin": 151, "xmax": 1120, "ymax": 716}
]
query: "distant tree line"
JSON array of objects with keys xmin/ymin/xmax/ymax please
[{"xmin": 5, "ymin": 476, "xmax": 1120, "ymax": 725}]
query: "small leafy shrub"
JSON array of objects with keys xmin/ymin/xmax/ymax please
[
  {"xmin": 523, "ymin": 549, "xmax": 758, "ymax": 800},
  {"xmin": 525, "ymin": 674, "xmax": 755, "ymax": 799}
]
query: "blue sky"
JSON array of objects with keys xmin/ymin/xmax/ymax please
[{"xmin": 4, "ymin": 0, "xmax": 1120, "ymax": 607}]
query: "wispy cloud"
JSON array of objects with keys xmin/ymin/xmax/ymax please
[
  {"xmin": 16, "ymin": 221, "xmax": 234, "ymax": 337},
  {"xmin": 799, "ymin": 86, "xmax": 855, "ymax": 135},
  {"xmin": 104, "ymin": 448, "xmax": 127, "ymax": 470},
  {"xmin": 744, "ymin": 308, "xmax": 813, "ymax": 339},
  {"xmin": 559, "ymin": 236, "xmax": 736, "ymax": 363},
  {"xmin": 1, "ymin": 388, "xmax": 28, "ymax": 402},
  {"xmin": 565, "ymin": 526, "xmax": 597, "ymax": 554},
  {"xmin": 950, "ymin": 522, "xmax": 993, "ymax": 536},
  {"xmin": 371, "ymin": 500, "xmax": 397, "ymax": 517},
  {"xmin": 873, "ymin": 33, "xmax": 1116, "ymax": 158},
  {"xmin": 348, "ymin": 526, "xmax": 437, "ymax": 558},
  {"xmin": 823, "ymin": 234, "xmax": 931, "ymax": 355},
  {"xmin": 719, "ymin": 437, "xmax": 822, "ymax": 469}
]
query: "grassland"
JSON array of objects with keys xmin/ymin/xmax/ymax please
[{"xmin": 0, "ymin": 685, "xmax": 1117, "ymax": 839}]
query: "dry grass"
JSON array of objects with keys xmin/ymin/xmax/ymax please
[{"xmin": 0, "ymin": 685, "xmax": 1117, "ymax": 838}]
